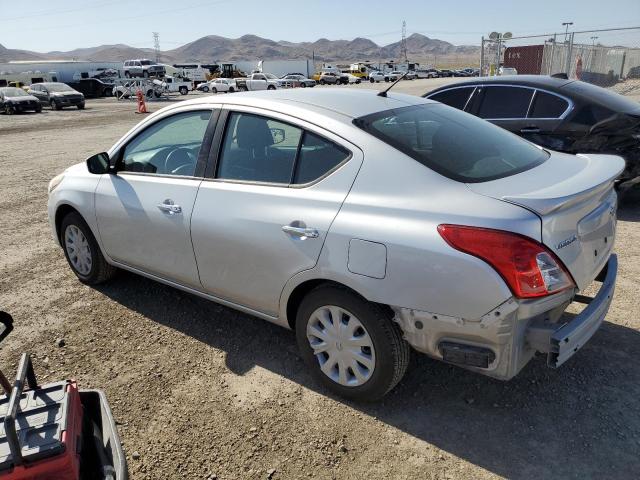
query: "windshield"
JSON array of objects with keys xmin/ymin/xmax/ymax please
[
  {"xmin": 1, "ymin": 87, "xmax": 28, "ymax": 97},
  {"xmin": 354, "ymin": 103, "xmax": 548, "ymax": 183},
  {"xmin": 46, "ymin": 83, "xmax": 75, "ymax": 93}
]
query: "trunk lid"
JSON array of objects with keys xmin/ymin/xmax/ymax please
[{"xmin": 467, "ymin": 151, "xmax": 624, "ymax": 290}]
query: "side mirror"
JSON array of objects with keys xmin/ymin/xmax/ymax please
[
  {"xmin": 86, "ymin": 152, "xmax": 111, "ymax": 174},
  {"xmin": 270, "ymin": 128, "xmax": 285, "ymax": 145},
  {"xmin": 0, "ymin": 311, "xmax": 14, "ymax": 344}
]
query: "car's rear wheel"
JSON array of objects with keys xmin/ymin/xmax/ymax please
[
  {"xmin": 267, "ymin": 85, "xmax": 276, "ymax": 90},
  {"xmin": 5, "ymin": 105, "xmax": 15, "ymax": 115},
  {"xmin": 50, "ymin": 100, "xmax": 60, "ymax": 110},
  {"xmin": 296, "ymin": 285, "xmax": 410, "ymax": 401},
  {"xmin": 60, "ymin": 212, "xmax": 117, "ymax": 285},
  {"xmin": 179, "ymin": 86, "xmax": 188, "ymax": 95},
  {"xmin": 212, "ymin": 87, "xmax": 217, "ymax": 93},
  {"xmin": 202, "ymin": 85, "xmax": 209, "ymax": 92},
  {"xmin": 35, "ymin": 105, "xmax": 42, "ymax": 113},
  {"xmin": 228, "ymin": 87, "xmax": 234, "ymax": 93}
]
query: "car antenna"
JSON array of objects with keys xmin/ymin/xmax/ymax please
[{"xmin": 378, "ymin": 71, "xmax": 408, "ymax": 97}]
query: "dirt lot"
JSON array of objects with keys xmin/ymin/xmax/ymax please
[{"xmin": 1, "ymin": 79, "xmax": 639, "ymax": 480}]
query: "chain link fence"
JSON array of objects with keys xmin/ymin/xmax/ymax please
[{"xmin": 480, "ymin": 27, "xmax": 640, "ymax": 87}]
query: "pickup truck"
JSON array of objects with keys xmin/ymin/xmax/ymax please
[
  {"xmin": 160, "ymin": 76, "xmax": 192, "ymax": 95},
  {"xmin": 235, "ymin": 73, "xmax": 285, "ymax": 91}
]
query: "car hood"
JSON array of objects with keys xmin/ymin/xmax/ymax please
[{"xmin": 6, "ymin": 95, "xmax": 39, "ymax": 103}]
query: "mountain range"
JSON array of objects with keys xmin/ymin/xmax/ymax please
[{"xmin": 0, "ymin": 33, "xmax": 479, "ymax": 64}]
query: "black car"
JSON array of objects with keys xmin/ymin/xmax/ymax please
[
  {"xmin": 67, "ymin": 78, "xmax": 113, "ymax": 98},
  {"xmin": 0, "ymin": 87, "xmax": 42, "ymax": 114},
  {"xmin": 424, "ymin": 75, "xmax": 640, "ymax": 191},
  {"xmin": 438, "ymin": 69, "xmax": 454, "ymax": 77},
  {"xmin": 27, "ymin": 82, "xmax": 85, "ymax": 110}
]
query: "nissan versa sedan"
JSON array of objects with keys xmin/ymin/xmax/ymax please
[{"xmin": 48, "ymin": 89, "xmax": 622, "ymax": 400}]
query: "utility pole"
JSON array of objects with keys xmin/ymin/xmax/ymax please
[
  {"xmin": 590, "ymin": 35, "xmax": 598, "ymax": 46},
  {"xmin": 153, "ymin": 32, "xmax": 161, "ymax": 64},
  {"xmin": 401, "ymin": 20, "xmax": 408, "ymax": 63},
  {"xmin": 562, "ymin": 22, "xmax": 573, "ymax": 42}
]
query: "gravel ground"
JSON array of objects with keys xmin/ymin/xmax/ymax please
[{"xmin": 0, "ymin": 79, "xmax": 639, "ymax": 480}]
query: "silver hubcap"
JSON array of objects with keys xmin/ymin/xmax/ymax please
[
  {"xmin": 64, "ymin": 225, "xmax": 92, "ymax": 275},
  {"xmin": 306, "ymin": 306, "xmax": 376, "ymax": 387}
]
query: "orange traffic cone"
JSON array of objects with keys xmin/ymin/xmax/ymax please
[{"xmin": 136, "ymin": 90, "xmax": 148, "ymax": 114}]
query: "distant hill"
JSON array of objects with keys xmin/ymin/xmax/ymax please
[
  {"xmin": 0, "ymin": 33, "xmax": 480, "ymax": 64},
  {"xmin": 0, "ymin": 43, "xmax": 47, "ymax": 63}
]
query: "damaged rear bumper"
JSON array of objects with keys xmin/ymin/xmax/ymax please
[
  {"xmin": 392, "ymin": 255, "xmax": 617, "ymax": 380},
  {"xmin": 526, "ymin": 254, "xmax": 617, "ymax": 368}
]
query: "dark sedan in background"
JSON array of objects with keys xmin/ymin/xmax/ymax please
[
  {"xmin": 0, "ymin": 87, "xmax": 42, "ymax": 114},
  {"xmin": 27, "ymin": 82, "xmax": 85, "ymax": 110},
  {"xmin": 424, "ymin": 75, "xmax": 640, "ymax": 193}
]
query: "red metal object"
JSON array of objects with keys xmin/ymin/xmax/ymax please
[
  {"xmin": 2, "ymin": 381, "xmax": 83, "ymax": 480},
  {"xmin": 503, "ymin": 45, "xmax": 545, "ymax": 75}
]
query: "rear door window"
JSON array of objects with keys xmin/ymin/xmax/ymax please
[
  {"xmin": 476, "ymin": 86, "xmax": 533, "ymax": 119},
  {"xmin": 529, "ymin": 91, "xmax": 569, "ymax": 118},
  {"xmin": 427, "ymin": 87, "xmax": 475, "ymax": 110},
  {"xmin": 354, "ymin": 103, "xmax": 548, "ymax": 183},
  {"xmin": 217, "ymin": 112, "xmax": 302, "ymax": 184},
  {"xmin": 293, "ymin": 132, "xmax": 350, "ymax": 184}
]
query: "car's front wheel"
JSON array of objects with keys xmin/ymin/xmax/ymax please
[
  {"xmin": 179, "ymin": 86, "xmax": 188, "ymax": 95},
  {"xmin": 60, "ymin": 212, "xmax": 117, "ymax": 285},
  {"xmin": 50, "ymin": 100, "xmax": 60, "ymax": 110},
  {"xmin": 296, "ymin": 285, "xmax": 410, "ymax": 401}
]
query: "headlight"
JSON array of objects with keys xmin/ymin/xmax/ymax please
[{"xmin": 48, "ymin": 173, "xmax": 64, "ymax": 194}]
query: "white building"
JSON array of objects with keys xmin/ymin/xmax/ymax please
[{"xmin": 0, "ymin": 60, "xmax": 122, "ymax": 85}]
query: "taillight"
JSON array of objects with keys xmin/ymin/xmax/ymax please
[{"xmin": 437, "ymin": 224, "xmax": 575, "ymax": 298}]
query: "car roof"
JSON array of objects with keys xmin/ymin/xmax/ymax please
[
  {"xmin": 172, "ymin": 88, "xmax": 432, "ymax": 119},
  {"xmin": 433, "ymin": 75, "xmax": 574, "ymax": 89}
]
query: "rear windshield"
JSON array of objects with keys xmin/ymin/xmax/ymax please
[
  {"xmin": 563, "ymin": 81, "xmax": 640, "ymax": 114},
  {"xmin": 354, "ymin": 103, "xmax": 549, "ymax": 183}
]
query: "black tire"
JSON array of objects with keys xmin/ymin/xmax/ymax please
[
  {"xmin": 370, "ymin": 78, "xmax": 375, "ymax": 83},
  {"xmin": 35, "ymin": 105, "xmax": 42, "ymax": 113},
  {"xmin": 5, "ymin": 105, "xmax": 15, "ymax": 115},
  {"xmin": 300, "ymin": 82, "xmax": 306, "ymax": 88},
  {"xmin": 143, "ymin": 70, "xmax": 149, "ymax": 78},
  {"xmin": 50, "ymin": 100, "xmax": 60, "ymax": 110},
  {"xmin": 124, "ymin": 71, "xmax": 131, "ymax": 78},
  {"xmin": 146, "ymin": 90, "xmax": 154, "ymax": 98},
  {"xmin": 295, "ymin": 285, "xmax": 410, "ymax": 401},
  {"xmin": 77, "ymin": 104, "xmax": 85, "ymax": 110},
  {"xmin": 202, "ymin": 85, "xmax": 209, "ymax": 93},
  {"xmin": 179, "ymin": 86, "xmax": 188, "ymax": 95},
  {"xmin": 60, "ymin": 212, "xmax": 117, "ymax": 285},
  {"xmin": 267, "ymin": 85, "xmax": 276, "ymax": 90},
  {"xmin": 320, "ymin": 79, "xmax": 326, "ymax": 85},
  {"xmin": 384, "ymin": 77, "xmax": 390, "ymax": 82},
  {"xmin": 212, "ymin": 87, "xmax": 217, "ymax": 94},
  {"xmin": 228, "ymin": 87, "xmax": 234, "ymax": 93}
]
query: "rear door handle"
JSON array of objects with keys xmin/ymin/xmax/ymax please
[
  {"xmin": 282, "ymin": 225, "xmax": 319, "ymax": 239},
  {"xmin": 157, "ymin": 199, "xmax": 182, "ymax": 215},
  {"xmin": 520, "ymin": 127, "xmax": 541, "ymax": 134}
]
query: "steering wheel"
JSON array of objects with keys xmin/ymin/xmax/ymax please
[{"xmin": 164, "ymin": 148, "xmax": 195, "ymax": 175}]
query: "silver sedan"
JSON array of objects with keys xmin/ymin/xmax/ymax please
[{"xmin": 48, "ymin": 89, "xmax": 622, "ymax": 400}]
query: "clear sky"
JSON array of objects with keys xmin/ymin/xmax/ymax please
[{"xmin": 3, "ymin": 0, "xmax": 639, "ymax": 52}]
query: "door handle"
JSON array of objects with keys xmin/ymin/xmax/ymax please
[
  {"xmin": 157, "ymin": 199, "xmax": 182, "ymax": 215},
  {"xmin": 520, "ymin": 127, "xmax": 541, "ymax": 134},
  {"xmin": 282, "ymin": 225, "xmax": 319, "ymax": 239}
]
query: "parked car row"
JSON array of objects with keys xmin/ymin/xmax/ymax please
[{"xmin": 1, "ymin": 82, "xmax": 85, "ymax": 114}]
